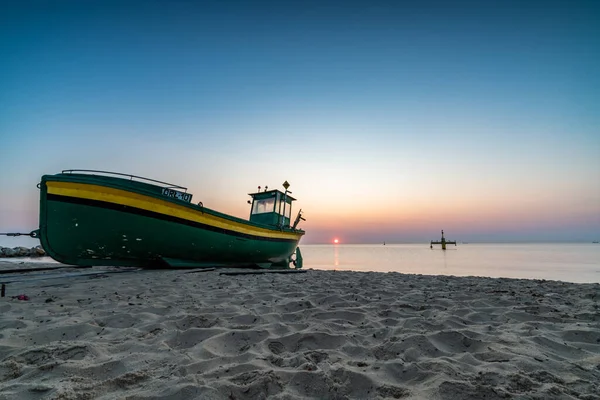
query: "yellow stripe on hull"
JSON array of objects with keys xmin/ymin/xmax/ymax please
[{"xmin": 46, "ymin": 181, "xmax": 302, "ymax": 240}]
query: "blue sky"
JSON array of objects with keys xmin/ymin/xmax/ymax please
[{"xmin": 1, "ymin": 0, "xmax": 599, "ymax": 243}]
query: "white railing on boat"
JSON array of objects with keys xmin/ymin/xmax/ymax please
[{"xmin": 61, "ymin": 169, "xmax": 188, "ymax": 191}]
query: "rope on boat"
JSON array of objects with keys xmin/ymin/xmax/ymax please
[
  {"xmin": 0, "ymin": 231, "xmax": 39, "ymax": 238},
  {"xmin": 0, "ymin": 268, "xmax": 142, "ymax": 284},
  {"xmin": 220, "ymin": 269, "xmax": 307, "ymax": 276},
  {"xmin": 0, "ymin": 265, "xmax": 92, "ymax": 275}
]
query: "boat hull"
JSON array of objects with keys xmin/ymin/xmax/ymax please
[{"xmin": 38, "ymin": 174, "xmax": 304, "ymax": 268}]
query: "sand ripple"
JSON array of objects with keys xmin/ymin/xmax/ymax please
[{"xmin": 1, "ymin": 269, "xmax": 599, "ymax": 399}]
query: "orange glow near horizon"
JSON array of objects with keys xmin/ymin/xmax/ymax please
[{"xmin": 333, "ymin": 238, "xmax": 339, "ymax": 244}]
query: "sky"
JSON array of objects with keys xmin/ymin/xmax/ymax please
[{"xmin": 1, "ymin": 0, "xmax": 599, "ymax": 244}]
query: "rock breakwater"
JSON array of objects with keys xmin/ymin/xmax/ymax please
[{"xmin": 0, "ymin": 245, "xmax": 46, "ymax": 258}]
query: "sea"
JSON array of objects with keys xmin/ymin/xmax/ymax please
[
  {"xmin": 2, "ymin": 236, "xmax": 599, "ymax": 284},
  {"xmin": 303, "ymin": 243, "xmax": 600, "ymax": 284}
]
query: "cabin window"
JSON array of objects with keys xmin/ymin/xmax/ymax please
[
  {"xmin": 252, "ymin": 198, "xmax": 275, "ymax": 214},
  {"xmin": 276, "ymin": 193, "xmax": 292, "ymax": 217},
  {"xmin": 279, "ymin": 201, "xmax": 292, "ymax": 218}
]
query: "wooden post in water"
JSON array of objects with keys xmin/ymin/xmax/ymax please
[{"xmin": 430, "ymin": 230, "xmax": 457, "ymax": 250}]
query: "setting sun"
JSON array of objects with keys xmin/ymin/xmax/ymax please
[{"xmin": 333, "ymin": 238, "xmax": 339, "ymax": 244}]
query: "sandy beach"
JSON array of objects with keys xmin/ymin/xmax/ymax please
[{"xmin": 1, "ymin": 262, "xmax": 599, "ymax": 399}]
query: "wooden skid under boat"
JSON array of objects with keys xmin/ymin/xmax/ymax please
[{"xmin": 37, "ymin": 170, "xmax": 305, "ymax": 269}]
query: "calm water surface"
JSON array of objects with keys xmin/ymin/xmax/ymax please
[
  {"xmin": 301, "ymin": 244, "xmax": 600, "ymax": 284},
  {"xmin": 2, "ymin": 237, "xmax": 599, "ymax": 283}
]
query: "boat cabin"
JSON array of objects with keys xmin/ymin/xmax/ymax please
[{"xmin": 248, "ymin": 189, "xmax": 296, "ymax": 227}]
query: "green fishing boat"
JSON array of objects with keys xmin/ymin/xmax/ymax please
[{"xmin": 34, "ymin": 170, "xmax": 305, "ymax": 269}]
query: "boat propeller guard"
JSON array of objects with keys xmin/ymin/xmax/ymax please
[{"xmin": 291, "ymin": 247, "xmax": 303, "ymax": 269}]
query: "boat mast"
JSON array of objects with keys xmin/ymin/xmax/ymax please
[{"xmin": 280, "ymin": 180, "xmax": 290, "ymax": 228}]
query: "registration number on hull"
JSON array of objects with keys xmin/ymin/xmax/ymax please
[{"xmin": 162, "ymin": 188, "xmax": 192, "ymax": 202}]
